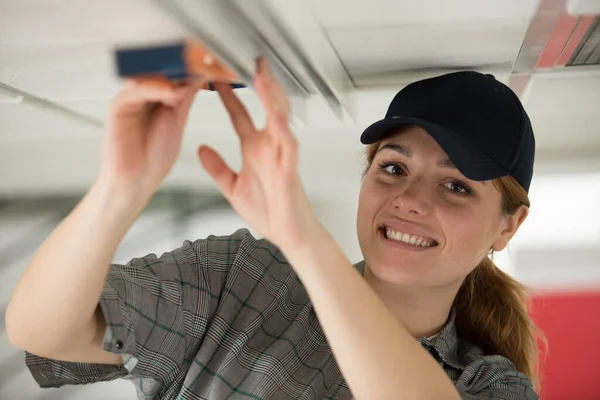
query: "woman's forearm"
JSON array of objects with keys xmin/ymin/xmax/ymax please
[
  {"xmin": 6, "ymin": 179, "xmax": 150, "ymax": 355},
  {"xmin": 283, "ymin": 227, "xmax": 461, "ymax": 400}
]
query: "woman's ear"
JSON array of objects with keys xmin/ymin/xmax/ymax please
[{"xmin": 491, "ymin": 205, "xmax": 529, "ymax": 252}]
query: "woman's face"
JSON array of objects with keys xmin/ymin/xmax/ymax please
[{"xmin": 357, "ymin": 125, "xmax": 527, "ymax": 289}]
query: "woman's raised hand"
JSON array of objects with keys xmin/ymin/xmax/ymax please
[{"xmin": 199, "ymin": 58, "xmax": 321, "ymax": 251}]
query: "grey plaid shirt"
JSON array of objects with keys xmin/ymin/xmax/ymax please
[{"xmin": 25, "ymin": 228, "xmax": 538, "ymax": 399}]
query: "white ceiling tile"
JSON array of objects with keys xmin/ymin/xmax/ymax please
[
  {"xmin": 531, "ymin": 115, "xmax": 600, "ymax": 149},
  {"xmin": 0, "ymin": 0, "xmax": 186, "ymax": 45},
  {"xmin": 0, "ymin": 135, "xmax": 103, "ymax": 196},
  {"xmin": 0, "ymin": 102, "xmax": 100, "ymax": 140},
  {"xmin": 524, "ymin": 70, "xmax": 600, "ymax": 149},
  {"xmin": 567, "ymin": 0, "xmax": 600, "ymax": 15},
  {"xmin": 524, "ymin": 70, "xmax": 600, "ymax": 115},
  {"xmin": 0, "ymin": 43, "xmax": 121, "ymax": 100},
  {"xmin": 0, "ymin": 0, "xmax": 188, "ymax": 100},
  {"xmin": 307, "ymin": 0, "xmax": 539, "ymax": 28},
  {"xmin": 328, "ymin": 20, "xmax": 529, "ymax": 78}
]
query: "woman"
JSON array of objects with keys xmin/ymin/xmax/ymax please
[{"xmin": 6, "ymin": 59, "xmax": 541, "ymax": 399}]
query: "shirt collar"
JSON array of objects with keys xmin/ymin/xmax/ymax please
[
  {"xmin": 418, "ymin": 308, "xmax": 465, "ymax": 371},
  {"xmin": 354, "ymin": 261, "xmax": 465, "ymax": 371}
]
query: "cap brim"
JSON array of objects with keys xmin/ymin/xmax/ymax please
[{"xmin": 360, "ymin": 117, "xmax": 508, "ymax": 182}]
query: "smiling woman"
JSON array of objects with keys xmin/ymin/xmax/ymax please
[
  {"xmin": 354, "ymin": 71, "xmax": 543, "ymax": 394},
  {"xmin": 361, "ymin": 126, "xmax": 542, "ymax": 387},
  {"xmin": 7, "ymin": 60, "xmax": 542, "ymax": 400}
]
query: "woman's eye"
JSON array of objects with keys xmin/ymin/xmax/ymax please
[
  {"xmin": 378, "ymin": 162, "xmax": 405, "ymax": 176},
  {"xmin": 444, "ymin": 181, "xmax": 472, "ymax": 195}
]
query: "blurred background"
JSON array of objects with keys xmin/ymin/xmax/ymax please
[{"xmin": 1, "ymin": 0, "xmax": 599, "ymax": 399}]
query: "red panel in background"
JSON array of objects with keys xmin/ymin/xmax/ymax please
[
  {"xmin": 530, "ymin": 290, "xmax": 600, "ymax": 400},
  {"xmin": 536, "ymin": 14, "xmax": 580, "ymax": 69},
  {"xmin": 555, "ymin": 16, "xmax": 596, "ymax": 66}
]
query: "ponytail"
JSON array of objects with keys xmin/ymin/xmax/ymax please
[
  {"xmin": 454, "ymin": 255, "xmax": 543, "ymax": 388},
  {"xmin": 453, "ymin": 175, "xmax": 545, "ymax": 389}
]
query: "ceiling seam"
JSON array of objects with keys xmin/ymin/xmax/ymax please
[
  {"xmin": 319, "ymin": 26, "xmax": 357, "ymax": 89},
  {"xmin": 0, "ymin": 82, "xmax": 103, "ymax": 129}
]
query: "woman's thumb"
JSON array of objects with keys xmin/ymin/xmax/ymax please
[{"xmin": 198, "ymin": 145, "xmax": 236, "ymax": 198}]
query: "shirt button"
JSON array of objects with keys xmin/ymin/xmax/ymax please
[{"xmin": 115, "ymin": 340, "xmax": 123, "ymax": 349}]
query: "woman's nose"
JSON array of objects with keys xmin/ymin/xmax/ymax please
[{"xmin": 391, "ymin": 180, "xmax": 433, "ymax": 216}]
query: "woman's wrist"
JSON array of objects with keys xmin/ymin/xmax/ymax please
[
  {"xmin": 89, "ymin": 176, "xmax": 154, "ymax": 221},
  {"xmin": 280, "ymin": 223, "xmax": 339, "ymax": 272}
]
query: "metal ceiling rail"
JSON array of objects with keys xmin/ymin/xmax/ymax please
[
  {"xmin": 509, "ymin": 0, "xmax": 600, "ymax": 97},
  {"xmin": 149, "ymin": 0, "xmax": 349, "ymax": 121},
  {"xmin": 510, "ymin": 0, "xmax": 569, "ymax": 97}
]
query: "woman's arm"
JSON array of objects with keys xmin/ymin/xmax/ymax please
[
  {"xmin": 6, "ymin": 80, "xmax": 203, "ymax": 361},
  {"xmin": 202, "ymin": 59, "xmax": 461, "ymax": 400},
  {"xmin": 284, "ymin": 228, "xmax": 461, "ymax": 400},
  {"xmin": 6, "ymin": 181, "xmax": 144, "ymax": 362}
]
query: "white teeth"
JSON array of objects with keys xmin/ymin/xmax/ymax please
[{"xmin": 385, "ymin": 227, "xmax": 435, "ymax": 248}]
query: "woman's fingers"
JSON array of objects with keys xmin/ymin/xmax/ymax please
[
  {"xmin": 112, "ymin": 82, "xmax": 182, "ymax": 114},
  {"xmin": 215, "ymin": 82, "xmax": 256, "ymax": 138},
  {"xmin": 209, "ymin": 59, "xmax": 298, "ymax": 181},
  {"xmin": 254, "ymin": 58, "xmax": 290, "ymax": 130},
  {"xmin": 174, "ymin": 79, "xmax": 208, "ymax": 126},
  {"xmin": 254, "ymin": 58, "xmax": 298, "ymax": 171},
  {"xmin": 112, "ymin": 78, "xmax": 207, "ymax": 117},
  {"xmin": 198, "ymin": 145, "xmax": 237, "ymax": 198}
]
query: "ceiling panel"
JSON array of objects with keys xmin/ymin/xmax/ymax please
[
  {"xmin": 328, "ymin": 20, "xmax": 530, "ymax": 78},
  {"xmin": 0, "ymin": 102, "xmax": 99, "ymax": 139},
  {"xmin": 308, "ymin": 0, "xmax": 538, "ymax": 82},
  {"xmin": 524, "ymin": 69, "xmax": 600, "ymax": 149},
  {"xmin": 526, "ymin": 70, "xmax": 600, "ymax": 111},
  {"xmin": 0, "ymin": 0, "xmax": 188, "ymax": 100},
  {"xmin": 568, "ymin": 0, "xmax": 600, "ymax": 15},
  {"xmin": 0, "ymin": 0, "xmax": 185, "ymax": 44},
  {"xmin": 529, "ymin": 114, "xmax": 600, "ymax": 148},
  {"xmin": 0, "ymin": 44, "xmax": 121, "ymax": 100},
  {"xmin": 307, "ymin": 0, "xmax": 539, "ymax": 28},
  {"xmin": 0, "ymin": 135, "xmax": 103, "ymax": 196}
]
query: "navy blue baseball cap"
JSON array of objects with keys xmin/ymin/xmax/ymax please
[{"xmin": 360, "ymin": 71, "xmax": 535, "ymax": 192}]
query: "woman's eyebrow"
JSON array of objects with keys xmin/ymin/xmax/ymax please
[
  {"xmin": 378, "ymin": 143, "xmax": 457, "ymax": 170},
  {"xmin": 436, "ymin": 158, "xmax": 457, "ymax": 169},
  {"xmin": 377, "ymin": 143, "xmax": 412, "ymax": 158}
]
